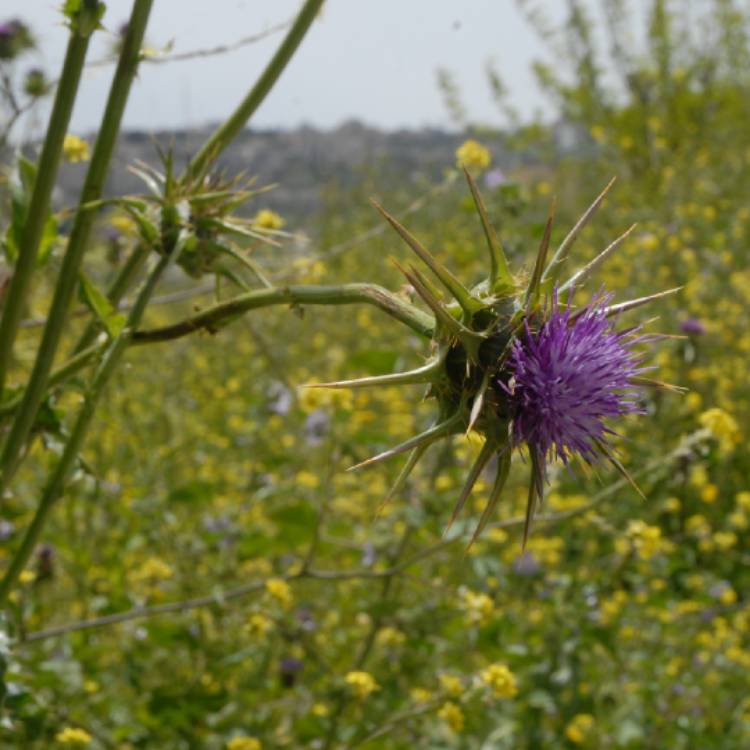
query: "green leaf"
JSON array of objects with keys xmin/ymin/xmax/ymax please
[
  {"xmin": 79, "ymin": 273, "xmax": 126, "ymax": 338},
  {"xmin": 2, "ymin": 158, "xmax": 58, "ymax": 265},
  {"xmin": 37, "ymin": 213, "xmax": 59, "ymax": 267}
]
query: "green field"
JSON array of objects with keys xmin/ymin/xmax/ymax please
[{"xmin": 1, "ymin": 2, "xmax": 749, "ymax": 748}]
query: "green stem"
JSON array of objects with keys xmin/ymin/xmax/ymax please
[
  {"xmin": 0, "ymin": 283, "xmax": 433, "ymax": 422},
  {"xmin": 0, "ymin": 24, "xmax": 95, "ymax": 394},
  {"xmin": 0, "ymin": 252, "xmax": 170, "ymax": 605},
  {"xmin": 0, "ymin": 0, "xmax": 154, "ymax": 495},
  {"xmin": 132, "ymin": 284, "xmax": 435, "ymax": 344},
  {"xmin": 185, "ymin": 0, "xmax": 325, "ymax": 181}
]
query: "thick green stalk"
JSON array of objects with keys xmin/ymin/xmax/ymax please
[
  {"xmin": 0, "ymin": 0, "xmax": 154, "ymax": 494},
  {"xmin": 132, "ymin": 283, "xmax": 436, "ymax": 343},
  {"xmin": 0, "ymin": 25, "xmax": 95, "ymax": 394},
  {"xmin": 185, "ymin": 0, "xmax": 325, "ymax": 181},
  {"xmin": 0, "ymin": 252, "xmax": 170, "ymax": 605}
]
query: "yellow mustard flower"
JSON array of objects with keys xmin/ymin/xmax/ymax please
[
  {"xmin": 19, "ymin": 569, "xmax": 35, "ymax": 585},
  {"xmin": 376, "ymin": 626, "xmax": 406, "ymax": 648},
  {"xmin": 135, "ymin": 556, "xmax": 172, "ymax": 580},
  {"xmin": 564, "ymin": 713, "xmax": 595, "ymax": 744},
  {"xmin": 227, "ymin": 737, "xmax": 261, "ymax": 750},
  {"xmin": 344, "ymin": 670, "xmax": 379, "ymax": 700},
  {"xmin": 55, "ymin": 727, "xmax": 92, "ymax": 746},
  {"xmin": 455, "ymin": 139, "xmax": 491, "ymax": 173},
  {"xmin": 438, "ymin": 673, "xmax": 463, "ymax": 697},
  {"xmin": 459, "ymin": 587, "xmax": 494, "ymax": 626},
  {"xmin": 246, "ymin": 613, "xmax": 272, "ymax": 638},
  {"xmin": 265, "ymin": 578, "xmax": 293, "ymax": 610},
  {"xmin": 438, "ymin": 701, "xmax": 465, "ymax": 732},
  {"xmin": 626, "ymin": 520, "xmax": 663, "ymax": 560},
  {"xmin": 480, "ymin": 662, "xmax": 518, "ymax": 699},
  {"xmin": 699, "ymin": 407, "xmax": 741, "ymax": 452},
  {"xmin": 62, "ymin": 134, "xmax": 90, "ymax": 163},
  {"xmin": 252, "ymin": 209, "xmax": 285, "ymax": 230},
  {"xmin": 410, "ymin": 687, "xmax": 432, "ymax": 704}
]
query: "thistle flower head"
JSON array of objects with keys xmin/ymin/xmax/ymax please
[
  {"xmin": 310, "ymin": 172, "xmax": 680, "ymax": 546},
  {"xmin": 507, "ymin": 290, "xmax": 645, "ymax": 467}
]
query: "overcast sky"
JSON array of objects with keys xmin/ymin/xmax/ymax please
[{"xmin": 4, "ymin": 1, "xmax": 567, "ymax": 135}]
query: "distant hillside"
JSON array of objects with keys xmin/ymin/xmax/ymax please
[{"xmin": 54, "ymin": 121, "xmax": 548, "ymax": 221}]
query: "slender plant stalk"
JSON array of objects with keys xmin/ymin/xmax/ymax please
[
  {"xmin": 185, "ymin": 0, "xmax": 325, "ymax": 180},
  {"xmin": 0, "ymin": 252, "xmax": 172, "ymax": 605},
  {"xmin": 132, "ymin": 283, "xmax": 435, "ymax": 343},
  {"xmin": 0, "ymin": 0, "xmax": 154, "ymax": 496},
  {"xmin": 0, "ymin": 283, "xmax": 433, "ymax": 421},
  {"xmin": 0, "ymin": 23, "xmax": 96, "ymax": 394}
]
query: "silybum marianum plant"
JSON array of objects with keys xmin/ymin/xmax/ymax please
[{"xmin": 312, "ymin": 174, "xmax": 681, "ymax": 545}]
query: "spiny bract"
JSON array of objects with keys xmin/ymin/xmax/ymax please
[{"xmin": 310, "ymin": 173, "xmax": 681, "ymax": 546}]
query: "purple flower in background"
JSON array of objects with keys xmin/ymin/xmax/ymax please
[
  {"xmin": 483, "ymin": 168, "xmax": 507, "ymax": 189},
  {"xmin": 680, "ymin": 317, "xmax": 706, "ymax": 336},
  {"xmin": 0, "ymin": 19, "xmax": 33, "ymax": 59},
  {"xmin": 506, "ymin": 291, "xmax": 646, "ymax": 468}
]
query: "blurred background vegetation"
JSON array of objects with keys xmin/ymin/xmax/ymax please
[{"xmin": 0, "ymin": 1, "xmax": 749, "ymax": 748}]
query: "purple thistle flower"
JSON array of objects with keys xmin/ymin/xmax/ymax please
[
  {"xmin": 506, "ymin": 291, "xmax": 647, "ymax": 467},
  {"xmin": 679, "ymin": 317, "xmax": 706, "ymax": 336}
]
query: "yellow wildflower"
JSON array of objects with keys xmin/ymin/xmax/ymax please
[
  {"xmin": 565, "ymin": 713, "xmax": 595, "ymax": 744},
  {"xmin": 55, "ymin": 727, "xmax": 92, "ymax": 746},
  {"xmin": 265, "ymin": 578, "xmax": 293, "ymax": 610},
  {"xmin": 227, "ymin": 737, "xmax": 262, "ymax": 750},
  {"xmin": 455, "ymin": 139, "xmax": 491, "ymax": 173},
  {"xmin": 410, "ymin": 687, "xmax": 432, "ymax": 704},
  {"xmin": 246, "ymin": 613, "xmax": 272, "ymax": 638},
  {"xmin": 344, "ymin": 671, "xmax": 379, "ymax": 700},
  {"xmin": 295, "ymin": 470, "xmax": 320, "ymax": 489},
  {"xmin": 459, "ymin": 587, "xmax": 494, "ymax": 626},
  {"xmin": 480, "ymin": 662, "xmax": 518, "ymax": 699},
  {"xmin": 62, "ymin": 134, "xmax": 90, "ymax": 162},
  {"xmin": 438, "ymin": 673, "xmax": 463, "ymax": 697},
  {"xmin": 252, "ymin": 209, "xmax": 285, "ymax": 230},
  {"xmin": 626, "ymin": 520, "xmax": 663, "ymax": 560},
  {"xmin": 133, "ymin": 557, "xmax": 173, "ymax": 581},
  {"xmin": 701, "ymin": 484, "xmax": 719, "ymax": 503},
  {"xmin": 713, "ymin": 531, "xmax": 737, "ymax": 550},
  {"xmin": 376, "ymin": 626, "xmax": 405, "ymax": 648},
  {"xmin": 19, "ymin": 570, "xmax": 35, "ymax": 585},
  {"xmin": 699, "ymin": 407, "xmax": 741, "ymax": 452},
  {"xmin": 438, "ymin": 701, "xmax": 465, "ymax": 732}
]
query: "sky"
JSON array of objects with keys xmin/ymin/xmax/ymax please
[{"xmin": 4, "ymin": 0, "xmax": 561, "ymax": 135}]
